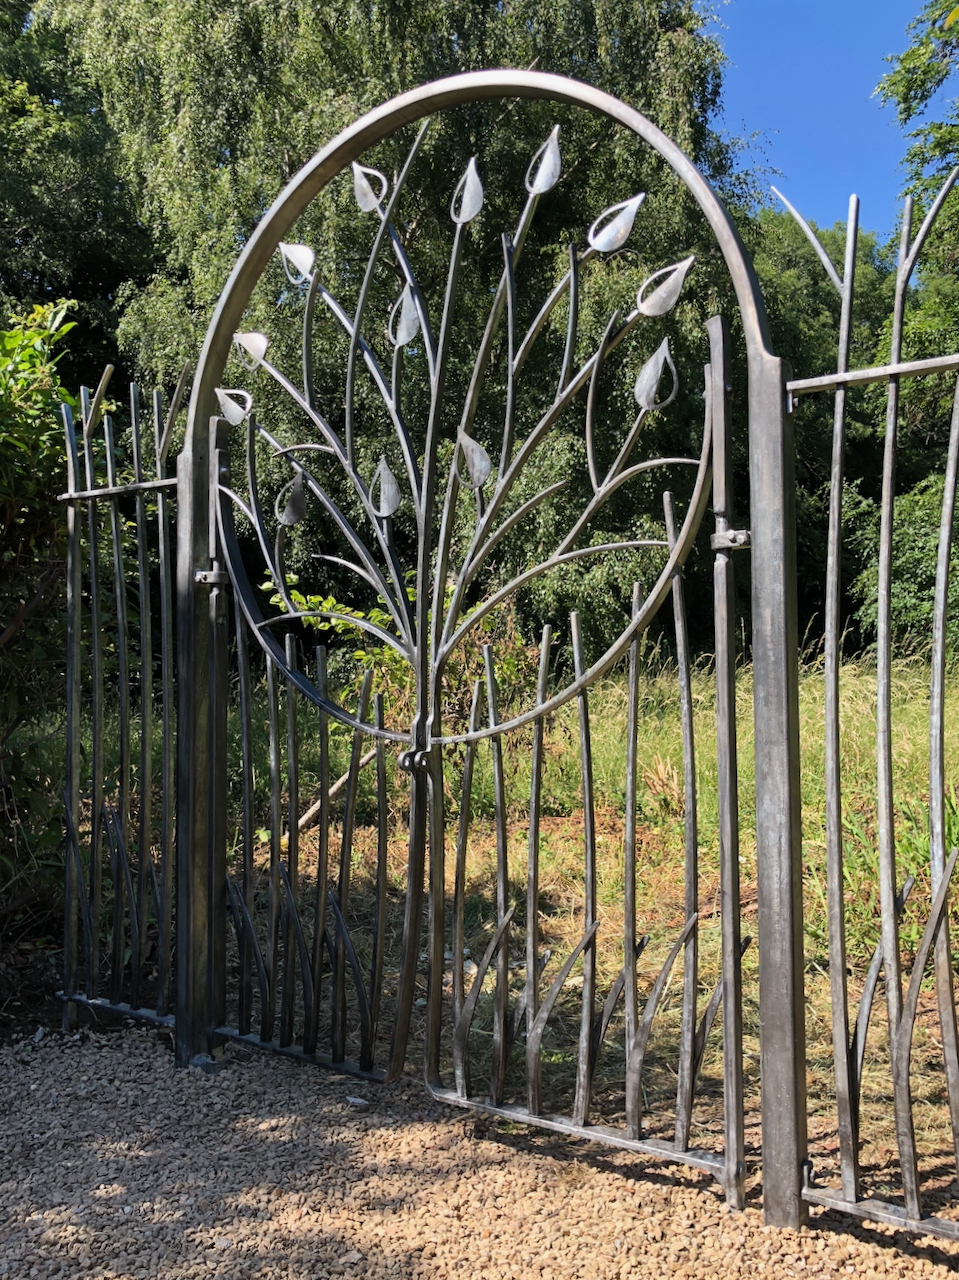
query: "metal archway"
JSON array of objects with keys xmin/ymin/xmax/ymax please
[{"xmin": 174, "ymin": 72, "xmax": 802, "ymax": 1226}]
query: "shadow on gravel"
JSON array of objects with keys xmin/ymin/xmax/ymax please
[{"xmin": 5, "ymin": 1024, "xmax": 959, "ymax": 1279}]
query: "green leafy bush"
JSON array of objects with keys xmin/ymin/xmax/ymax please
[
  {"xmin": 848, "ymin": 473, "xmax": 959, "ymax": 652},
  {"xmin": 0, "ymin": 300, "xmax": 76, "ymax": 923}
]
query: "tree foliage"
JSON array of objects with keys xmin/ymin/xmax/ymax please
[
  {"xmin": 0, "ymin": 0, "xmax": 153, "ymax": 381},
  {"xmin": 0, "ymin": 300, "xmax": 76, "ymax": 914},
  {"xmin": 51, "ymin": 0, "xmax": 737, "ymax": 385},
  {"xmin": 50, "ymin": 0, "xmax": 754, "ymax": 657}
]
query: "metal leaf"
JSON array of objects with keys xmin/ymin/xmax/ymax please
[
  {"xmin": 587, "ymin": 193, "xmax": 646, "ymax": 254},
  {"xmin": 278, "ymin": 471, "xmax": 306, "ymax": 527},
  {"xmin": 389, "ymin": 284, "xmax": 420, "ymax": 347},
  {"xmin": 372, "ymin": 456, "xmax": 401, "ymax": 517},
  {"xmin": 233, "ymin": 331, "xmax": 269, "ymax": 369},
  {"xmin": 352, "ymin": 162, "xmax": 388, "ymax": 213},
  {"xmin": 278, "ymin": 242, "xmax": 315, "ymax": 284},
  {"xmin": 215, "ymin": 388, "xmax": 253, "ymax": 426},
  {"xmin": 633, "ymin": 339, "xmax": 678, "ymax": 412},
  {"xmin": 525, "ymin": 125, "xmax": 561, "ymax": 195},
  {"xmin": 637, "ymin": 255, "xmax": 696, "ymax": 317},
  {"xmin": 451, "ymin": 158, "xmax": 484, "ymax": 224},
  {"xmin": 458, "ymin": 432, "xmax": 492, "ymax": 489}
]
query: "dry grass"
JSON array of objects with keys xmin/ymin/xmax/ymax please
[
  {"xmin": 90, "ymin": 651, "xmax": 951, "ymax": 1203},
  {"xmin": 323, "ymin": 659, "xmax": 959, "ymax": 1185}
]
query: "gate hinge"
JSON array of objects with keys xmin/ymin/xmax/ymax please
[
  {"xmin": 710, "ymin": 529, "xmax": 751, "ymax": 551},
  {"xmin": 195, "ymin": 569, "xmax": 230, "ymax": 585},
  {"xmin": 398, "ymin": 748, "xmax": 432, "ymax": 773}
]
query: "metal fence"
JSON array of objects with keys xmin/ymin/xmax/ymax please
[
  {"xmin": 62, "ymin": 372, "xmax": 184, "ymax": 1025},
  {"xmin": 59, "ymin": 69, "xmax": 959, "ymax": 1242},
  {"xmin": 778, "ymin": 178, "xmax": 959, "ymax": 1239}
]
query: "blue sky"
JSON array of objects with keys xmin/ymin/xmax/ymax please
[{"xmin": 713, "ymin": 1, "xmax": 928, "ymax": 241}]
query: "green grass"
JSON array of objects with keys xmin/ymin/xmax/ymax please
[
  {"xmin": 50, "ymin": 650, "xmax": 959, "ymax": 1182},
  {"xmin": 59, "ymin": 651, "xmax": 959, "ymax": 975}
]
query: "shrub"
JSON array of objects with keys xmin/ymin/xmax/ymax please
[{"xmin": 0, "ymin": 300, "xmax": 76, "ymax": 925}]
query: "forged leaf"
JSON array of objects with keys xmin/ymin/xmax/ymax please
[
  {"xmin": 279, "ymin": 471, "xmax": 306, "ymax": 526},
  {"xmin": 278, "ymin": 242, "xmax": 315, "ymax": 283},
  {"xmin": 587, "ymin": 194, "xmax": 645, "ymax": 254},
  {"xmin": 215, "ymin": 388, "xmax": 252, "ymax": 426},
  {"xmin": 352, "ymin": 162, "xmax": 388, "ymax": 213},
  {"xmin": 637, "ymin": 256, "xmax": 695, "ymax": 317},
  {"xmin": 390, "ymin": 284, "xmax": 420, "ymax": 347},
  {"xmin": 233, "ymin": 331, "xmax": 269, "ymax": 367},
  {"xmin": 372, "ymin": 456, "xmax": 401, "ymax": 517},
  {"xmin": 451, "ymin": 158, "xmax": 484, "ymax": 224},
  {"xmin": 633, "ymin": 339, "xmax": 677, "ymax": 412},
  {"xmin": 459, "ymin": 433, "xmax": 492, "ymax": 489},
  {"xmin": 525, "ymin": 126, "xmax": 561, "ymax": 195}
]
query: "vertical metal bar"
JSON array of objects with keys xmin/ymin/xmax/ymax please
[
  {"xmin": 279, "ymin": 633, "xmax": 300, "ymax": 1048},
  {"xmin": 234, "ymin": 595, "xmax": 255, "ymax": 1035},
  {"xmin": 130, "ymin": 386, "xmax": 154, "ymax": 1011},
  {"xmin": 665, "ymin": 489, "xmax": 699, "ymax": 1155},
  {"xmin": 707, "ymin": 316, "xmax": 746, "ymax": 1210},
  {"xmin": 305, "ymin": 647, "xmax": 330, "ymax": 1056},
  {"xmin": 82, "ymin": 388, "xmax": 104, "ymax": 999},
  {"xmin": 624, "ymin": 583, "xmax": 642, "ymax": 1054},
  {"xmin": 333, "ymin": 671, "xmax": 373, "ymax": 1062},
  {"xmin": 454, "ymin": 682, "xmax": 483, "ymax": 1028},
  {"xmin": 484, "ymin": 646, "xmax": 510, "ymax": 1105},
  {"xmin": 107, "ymin": 805, "xmax": 127, "ymax": 1004},
  {"xmin": 526, "ymin": 628, "xmax": 551, "ymax": 1111},
  {"xmin": 426, "ymin": 728, "xmax": 446, "ymax": 1087},
  {"xmin": 823, "ymin": 198, "xmax": 861, "ymax": 1202},
  {"xmin": 556, "ymin": 243, "xmax": 578, "ymax": 399},
  {"xmin": 368, "ymin": 694, "xmax": 388, "ymax": 1060},
  {"xmin": 154, "ymin": 391, "xmax": 176, "ymax": 1018},
  {"xmin": 264, "ymin": 655, "xmax": 282, "ymax": 1043},
  {"xmin": 386, "ymin": 754, "xmax": 426, "ymax": 1081},
  {"xmin": 62, "ymin": 404, "xmax": 82, "ymax": 1027},
  {"xmin": 206, "ymin": 422, "xmax": 229, "ymax": 1050},
  {"xmin": 571, "ymin": 612, "xmax": 597, "ymax": 1128},
  {"xmin": 929, "ymin": 378, "xmax": 959, "ymax": 1170},
  {"xmin": 175, "ymin": 414, "xmax": 214, "ymax": 1065},
  {"xmin": 878, "ymin": 206, "xmax": 917, "ymax": 1217},
  {"xmin": 103, "ymin": 414, "xmax": 132, "ymax": 852},
  {"xmin": 750, "ymin": 344, "xmax": 807, "ymax": 1229}
]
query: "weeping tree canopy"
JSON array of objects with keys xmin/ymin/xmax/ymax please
[
  {"xmin": 45, "ymin": 0, "xmax": 759, "ymax": 656},
  {"xmin": 0, "ymin": 0, "xmax": 153, "ymax": 383},
  {"xmin": 48, "ymin": 0, "xmax": 740, "ymax": 386}
]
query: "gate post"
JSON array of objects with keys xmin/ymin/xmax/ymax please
[
  {"xmin": 749, "ymin": 357, "xmax": 808, "ymax": 1228},
  {"xmin": 175, "ymin": 416, "xmax": 228, "ymax": 1066}
]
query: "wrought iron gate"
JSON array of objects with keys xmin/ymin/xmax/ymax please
[
  {"xmin": 183, "ymin": 71, "xmax": 792, "ymax": 1216},
  {"xmin": 62, "ymin": 70, "xmax": 959, "ymax": 1240}
]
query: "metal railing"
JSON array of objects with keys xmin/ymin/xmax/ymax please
[
  {"xmin": 60, "ymin": 70, "xmax": 959, "ymax": 1243},
  {"xmin": 61, "ymin": 370, "xmax": 185, "ymax": 1027}
]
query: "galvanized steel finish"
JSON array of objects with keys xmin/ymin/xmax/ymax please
[
  {"xmin": 778, "ymin": 172, "xmax": 959, "ymax": 1240},
  {"xmin": 61, "ymin": 374, "xmax": 183, "ymax": 1030},
  {"xmin": 75, "ymin": 70, "xmax": 959, "ymax": 1236},
  {"xmin": 183, "ymin": 75, "xmax": 770, "ymax": 1206}
]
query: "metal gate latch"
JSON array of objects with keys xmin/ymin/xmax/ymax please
[{"xmin": 710, "ymin": 529, "xmax": 751, "ymax": 551}]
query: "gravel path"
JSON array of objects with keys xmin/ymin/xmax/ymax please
[{"xmin": 2, "ymin": 1027, "xmax": 959, "ymax": 1279}]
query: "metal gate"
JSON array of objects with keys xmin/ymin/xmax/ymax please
[
  {"xmin": 61, "ymin": 70, "xmax": 959, "ymax": 1239},
  {"xmin": 183, "ymin": 71, "xmax": 789, "ymax": 1216},
  {"xmin": 775, "ymin": 176, "xmax": 959, "ymax": 1239}
]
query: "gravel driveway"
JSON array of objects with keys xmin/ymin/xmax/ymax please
[{"xmin": 2, "ymin": 1027, "xmax": 958, "ymax": 1279}]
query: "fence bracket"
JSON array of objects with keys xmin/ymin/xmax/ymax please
[{"xmin": 710, "ymin": 529, "xmax": 751, "ymax": 551}]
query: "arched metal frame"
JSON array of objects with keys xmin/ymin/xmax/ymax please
[{"xmin": 175, "ymin": 71, "xmax": 804, "ymax": 1228}]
